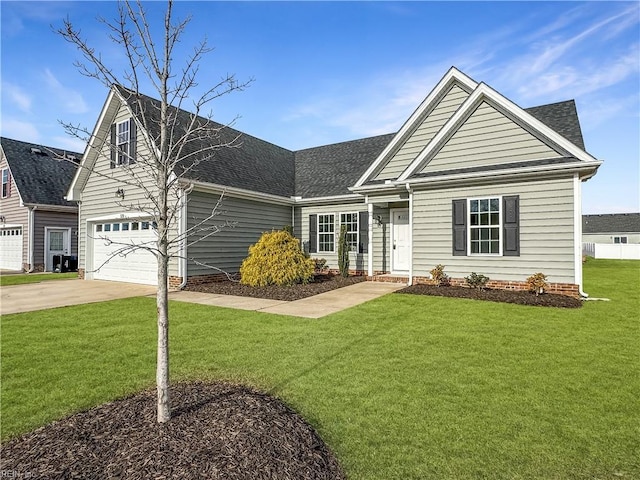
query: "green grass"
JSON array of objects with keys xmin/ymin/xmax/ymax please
[
  {"xmin": 0, "ymin": 272, "xmax": 77, "ymax": 286},
  {"xmin": 2, "ymin": 259, "xmax": 639, "ymax": 479}
]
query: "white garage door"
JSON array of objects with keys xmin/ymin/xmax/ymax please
[
  {"xmin": 92, "ymin": 220, "xmax": 157, "ymax": 285},
  {"xmin": 0, "ymin": 227, "xmax": 23, "ymax": 270}
]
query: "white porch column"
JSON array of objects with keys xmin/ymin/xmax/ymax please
[
  {"xmin": 368, "ymin": 201, "xmax": 374, "ymax": 277},
  {"xmin": 407, "ymin": 184, "xmax": 413, "ymax": 286}
]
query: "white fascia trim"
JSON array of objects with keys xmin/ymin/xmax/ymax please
[
  {"xmin": 187, "ymin": 179, "xmax": 293, "ymax": 206},
  {"xmin": 402, "ymin": 160, "xmax": 603, "ymax": 188},
  {"xmin": 353, "ymin": 67, "xmax": 478, "ymax": 188},
  {"xmin": 294, "ymin": 194, "xmax": 365, "ymax": 205},
  {"xmin": 398, "ymin": 82, "xmax": 601, "ymax": 182},
  {"xmin": 23, "ymin": 203, "xmax": 78, "ymax": 213},
  {"xmin": 86, "ymin": 212, "xmax": 153, "ymax": 223},
  {"xmin": 67, "ymin": 89, "xmax": 117, "ymax": 201}
]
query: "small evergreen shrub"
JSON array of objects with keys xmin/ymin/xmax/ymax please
[
  {"xmin": 240, "ymin": 230, "xmax": 315, "ymax": 286},
  {"xmin": 313, "ymin": 258, "xmax": 328, "ymax": 274},
  {"xmin": 282, "ymin": 225, "xmax": 294, "ymax": 236},
  {"xmin": 337, "ymin": 224, "xmax": 350, "ymax": 278},
  {"xmin": 465, "ymin": 272, "xmax": 490, "ymax": 290},
  {"xmin": 526, "ymin": 272, "xmax": 548, "ymax": 296},
  {"xmin": 430, "ymin": 264, "xmax": 450, "ymax": 286}
]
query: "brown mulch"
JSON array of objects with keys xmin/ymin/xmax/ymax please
[
  {"xmin": 186, "ymin": 274, "xmax": 366, "ymax": 301},
  {"xmin": 397, "ymin": 284, "xmax": 583, "ymax": 308},
  {"xmin": 0, "ymin": 382, "xmax": 344, "ymax": 480}
]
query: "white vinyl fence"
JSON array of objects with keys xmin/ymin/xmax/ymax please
[{"xmin": 583, "ymin": 242, "xmax": 640, "ymax": 260}]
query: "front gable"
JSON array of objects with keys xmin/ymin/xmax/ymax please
[
  {"xmin": 354, "ymin": 67, "xmax": 477, "ymax": 187},
  {"xmin": 417, "ymin": 99, "xmax": 563, "ymax": 175}
]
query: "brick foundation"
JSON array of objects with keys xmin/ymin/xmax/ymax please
[
  {"xmin": 183, "ymin": 272, "xmax": 239, "ymax": 288},
  {"xmin": 77, "ymin": 268, "xmax": 85, "ymax": 279},
  {"xmin": 410, "ymin": 276, "xmax": 580, "ymax": 298}
]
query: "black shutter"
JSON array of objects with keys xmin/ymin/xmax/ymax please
[
  {"xmin": 503, "ymin": 195, "xmax": 520, "ymax": 256},
  {"xmin": 358, "ymin": 211, "xmax": 368, "ymax": 254},
  {"xmin": 452, "ymin": 199, "xmax": 467, "ymax": 256},
  {"xmin": 129, "ymin": 118, "xmax": 136, "ymax": 164},
  {"xmin": 309, "ymin": 214, "xmax": 317, "ymax": 254},
  {"xmin": 110, "ymin": 123, "xmax": 116, "ymax": 168}
]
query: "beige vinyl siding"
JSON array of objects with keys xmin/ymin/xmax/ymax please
[
  {"xmin": 78, "ymin": 103, "xmax": 179, "ymax": 276},
  {"xmin": 375, "ymin": 84, "xmax": 469, "ymax": 180},
  {"xmin": 186, "ymin": 190, "xmax": 292, "ymax": 276},
  {"xmin": 0, "ymin": 156, "xmax": 28, "ymax": 267},
  {"xmin": 412, "ymin": 177, "xmax": 576, "ymax": 284},
  {"xmin": 298, "ymin": 202, "xmax": 368, "ymax": 272},
  {"xmin": 33, "ymin": 210, "xmax": 78, "ymax": 268},
  {"xmin": 420, "ymin": 101, "xmax": 562, "ymax": 174}
]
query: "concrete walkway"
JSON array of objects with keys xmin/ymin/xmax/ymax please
[
  {"xmin": 170, "ymin": 281, "xmax": 404, "ymax": 318},
  {"xmin": 1, "ymin": 278, "xmax": 404, "ymax": 318}
]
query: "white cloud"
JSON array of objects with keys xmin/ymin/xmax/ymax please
[
  {"xmin": 0, "ymin": 119, "xmax": 40, "ymax": 143},
  {"xmin": 43, "ymin": 68, "xmax": 89, "ymax": 114},
  {"xmin": 1, "ymin": 82, "xmax": 32, "ymax": 112}
]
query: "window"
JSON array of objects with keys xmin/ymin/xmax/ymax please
[
  {"xmin": 122, "ymin": 222, "xmax": 129, "ymax": 231},
  {"xmin": 104, "ymin": 224, "xmax": 111, "ymax": 232},
  {"xmin": 614, "ymin": 236, "xmax": 628, "ymax": 244},
  {"xmin": 131, "ymin": 222, "xmax": 139, "ymax": 230},
  {"xmin": 1, "ymin": 168, "xmax": 9, "ymax": 198},
  {"xmin": 112, "ymin": 223, "xmax": 120, "ymax": 232},
  {"xmin": 453, "ymin": 196, "xmax": 519, "ymax": 257},
  {"xmin": 116, "ymin": 120, "xmax": 130, "ymax": 165},
  {"xmin": 469, "ymin": 198, "xmax": 501, "ymax": 254},
  {"xmin": 340, "ymin": 212, "xmax": 359, "ymax": 252},
  {"xmin": 318, "ymin": 214, "xmax": 335, "ymax": 252},
  {"xmin": 96, "ymin": 224, "xmax": 103, "ymax": 232},
  {"xmin": 141, "ymin": 221, "xmax": 150, "ymax": 230}
]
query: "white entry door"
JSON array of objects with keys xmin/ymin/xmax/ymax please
[
  {"xmin": 46, "ymin": 228, "xmax": 70, "ymax": 271},
  {"xmin": 391, "ymin": 209, "xmax": 410, "ymax": 272}
]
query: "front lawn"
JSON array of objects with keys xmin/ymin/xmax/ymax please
[
  {"xmin": 2, "ymin": 259, "xmax": 638, "ymax": 479},
  {"xmin": 0, "ymin": 272, "xmax": 77, "ymax": 287}
]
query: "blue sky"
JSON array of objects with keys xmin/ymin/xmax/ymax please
[{"xmin": 1, "ymin": 1, "xmax": 638, "ymax": 214}]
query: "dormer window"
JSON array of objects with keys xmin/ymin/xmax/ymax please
[
  {"xmin": 1, "ymin": 168, "xmax": 10, "ymax": 198},
  {"xmin": 110, "ymin": 118, "xmax": 137, "ymax": 168}
]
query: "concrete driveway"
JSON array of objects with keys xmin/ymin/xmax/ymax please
[{"xmin": 1, "ymin": 279, "xmax": 157, "ymax": 315}]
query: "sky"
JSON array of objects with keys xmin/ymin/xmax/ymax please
[{"xmin": 1, "ymin": 1, "xmax": 638, "ymax": 214}]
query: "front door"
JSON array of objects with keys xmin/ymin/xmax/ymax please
[
  {"xmin": 46, "ymin": 229, "xmax": 69, "ymax": 271},
  {"xmin": 391, "ymin": 209, "xmax": 410, "ymax": 272}
]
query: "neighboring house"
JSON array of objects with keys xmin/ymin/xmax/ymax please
[
  {"xmin": 582, "ymin": 213, "xmax": 640, "ymax": 244},
  {"xmin": 66, "ymin": 67, "xmax": 602, "ymax": 296},
  {"xmin": 0, "ymin": 137, "xmax": 80, "ymax": 272}
]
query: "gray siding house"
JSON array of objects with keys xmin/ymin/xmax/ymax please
[
  {"xmin": 67, "ymin": 67, "xmax": 602, "ymax": 296},
  {"xmin": 0, "ymin": 137, "xmax": 80, "ymax": 272},
  {"xmin": 583, "ymin": 213, "xmax": 640, "ymax": 244}
]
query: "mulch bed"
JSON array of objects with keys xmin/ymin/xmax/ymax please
[
  {"xmin": 397, "ymin": 284, "xmax": 583, "ymax": 308},
  {"xmin": 0, "ymin": 382, "xmax": 344, "ymax": 480},
  {"xmin": 186, "ymin": 274, "xmax": 366, "ymax": 301}
]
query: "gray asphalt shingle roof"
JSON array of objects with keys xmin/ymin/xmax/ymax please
[
  {"xmin": 583, "ymin": 213, "xmax": 640, "ymax": 234},
  {"xmin": 115, "ymin": 85, "xmax": 589, "ymax": 199},
  {"xmin": 525, "ymin": 100, "xmax": 586, "ymax": 150},
  {"xmin": 1, "ymin": 137, "xmax": 80, "ymax": 207}
]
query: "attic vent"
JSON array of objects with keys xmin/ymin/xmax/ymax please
[
  {"xmin": 65, "ymin": 154, "xmax": 78, "ymax": 161},
  {"xmin": 30, "ymin": 147, "xmax": 42, "ymax": 154}
]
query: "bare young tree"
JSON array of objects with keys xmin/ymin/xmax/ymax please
[{"xmin": 58, "ymin": 0, "xmax": 251, "ymax": 423}]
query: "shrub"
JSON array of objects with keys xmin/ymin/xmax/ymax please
[
  {"xmin": 526, "ymin": 272, "xmax": 548, "ymax": 296},
  {"xmin": 313, "ymin": 258, "xmax": 328, "ymax": 274},
  {"xmin": 240, "ymin": 230, "xmax": 315, "ymax": 286},
  {"xmin": 430, "ymin": 264, "xmax": 450, "ymax": 287},
  {"xmin": 282, "ymin": 225, "xmax": 294, "ymax": 236},
  {"xmin": 465, "ymin": 272, "xmax": 490, "ymax": 290},
  {"xmin": 337, "ymin": 224, "xmax": 349, "ymax": 278}
]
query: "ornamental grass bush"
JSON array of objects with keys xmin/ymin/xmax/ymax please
[{"xmin": 240, "ymin": 230, "xmax": 315, "ymax": 286}]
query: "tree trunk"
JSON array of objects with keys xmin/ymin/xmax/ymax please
[{"xmin": 156, "ymin": 251, "xmax": 170, "ymax": 423}]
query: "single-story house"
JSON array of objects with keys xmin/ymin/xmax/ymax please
[
  {"xmin": 66, "ymin": 67, "xmax": 602, "ymax": 296},
  {"xmin": 583, "ymin": 213, "xmax": 640, "ymax": 244},
  {"xmin": 0, "ymin": 137, "xmax": 80, "ymax": 272}
]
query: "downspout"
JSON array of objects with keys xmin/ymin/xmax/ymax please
[
  {"xmin": 367, "ymin": 199, "xmax": 373, "ymax": 277},
  {"xmin": 574, "ymin": 174, "xmax": 588, "ymax": 298},
  {"xmin": 406, "ymin": 183, "xmax": 413, "ymax": 286},
  {"xmin": 177, "ymin": 184, "xmax": 194, "ymax": 289},
  {"xmin": 27, "ymin": 206, "xmax": 36, "ymax": 272}
]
